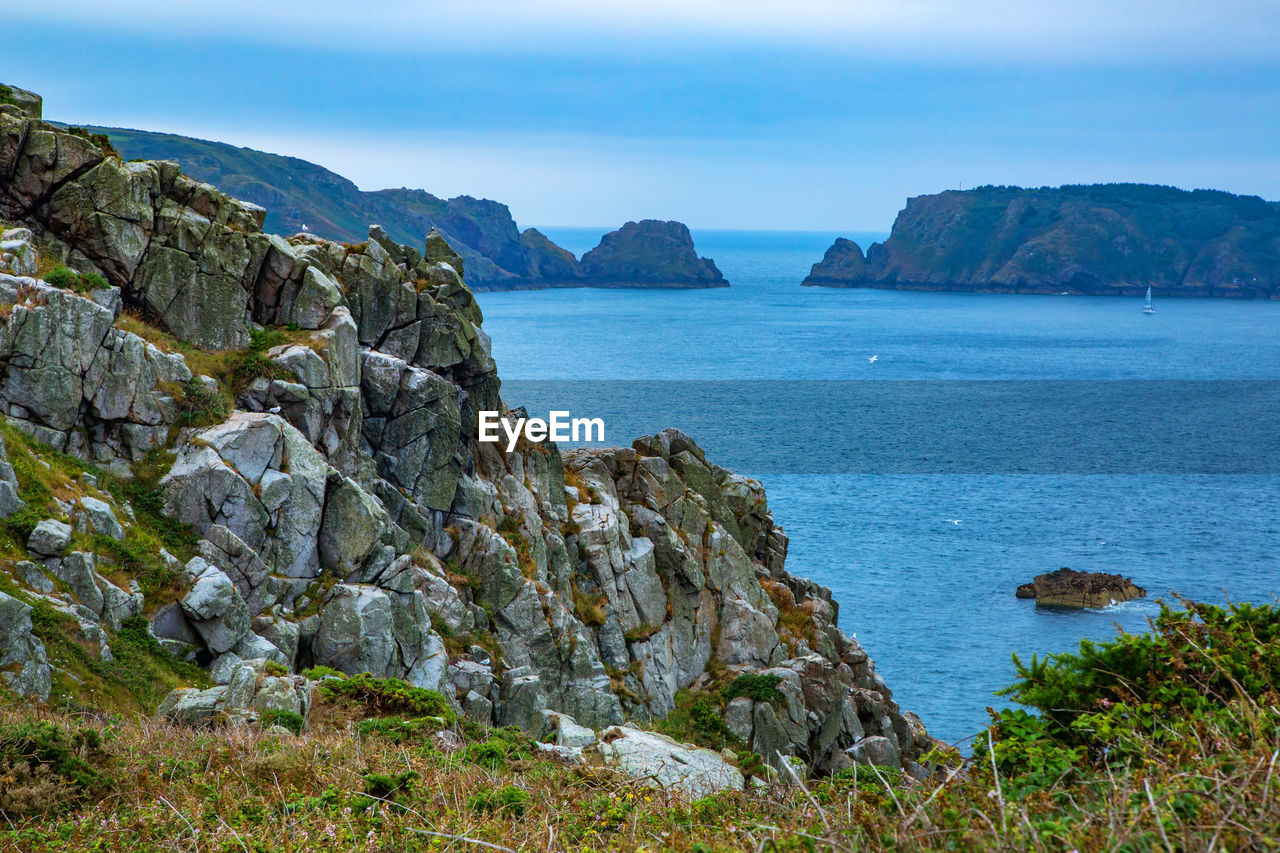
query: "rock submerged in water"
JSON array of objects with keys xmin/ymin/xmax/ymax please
[{"xmin": 1017, "ymin": 567, "xmax": 1146, "ymax": 608}]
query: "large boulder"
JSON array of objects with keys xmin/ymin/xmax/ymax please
[
  {"xmin": 161, "ymin": 413, "xmax": 329, "ymax": 578},
  {"xmin": 180, "ymin": 558, "xmax": 252, "ymax": 654},
  {"xmin": 0, "ymin": 591, "xmax": 52, "ymax": 701},
  {"xmin": 596, "ymin": 726, "xmax": 745, "ymax": 798}
]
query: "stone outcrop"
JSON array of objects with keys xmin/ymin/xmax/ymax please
[
  {"xmin": 803, "ymin": 184, "xmax": 1280, "ymax": 298},
  {"xmin": 0, "ymin": 591, "xmax": 52, "ymax": 701},
  {"xmin": 578, "ymin": 220, "xmax": 728, "ymax": 288},
  {"xmin": 596, "ymin": 726, "xmax": 745, "ymax": 798},
  {"xmin": 155, "ymin": 657, "xmax": 313, "ymax": 728},
  {"xmin": 0, "ymin": 277, "xmax": 191, "ymax": 467},
  {"xmin": 0, "ymin": 88, "xmax": 933, "ymax": 783},
  {"xmin": 1016, "ymin": 567, "xmax": 1147, "ymax": 608}
]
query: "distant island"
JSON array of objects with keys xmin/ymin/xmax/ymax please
[
  {"xmin": 804, "ymin": 184, "xmax": 1280, "ymax": 298},
  {"xmin": 577, "ymin": 220, "xmax": 727, "ymax": 288},
  {"xmin": 85, "ymin": 126, "xmax": 727, "ymax": 291}
]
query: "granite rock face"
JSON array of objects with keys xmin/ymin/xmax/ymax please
[
  {"xmin": 579, "ymin": 220, "xmax": 728, "ymax": 288},
  {"xmin": 1017, "ymin": 567, "xmax": 1147, "ymax": 608},
  {"xmin": 0, "ymin": 591, "xmax": 52, "ymax": 701},
  {"xmin": 0, "ymin": 87, "xmax": 932, "ymax": 782},
  {"xmin": 804, "ymin": 184, "xmax": 1280, "ymax": 298}
]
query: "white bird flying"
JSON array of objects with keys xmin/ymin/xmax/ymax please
[
  {"xmin": 868, "ymin": 354, "xmax": 879, "ymax": 364},
  {"xmin": 946, "ymin": 519, "xmax": 961, "ymax": 526}
]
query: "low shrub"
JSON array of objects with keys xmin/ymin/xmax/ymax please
[
  {"xmin": 0, "ymin": 721, "xmax": 113, "ymax": 816},
  {"xmin": 260, "ymin": 709, "xmax": 305, "ymax": 735},
  {"xmin": 468, "ymin": 784, "xmax": 530, "ymax": 817},
  {"xmin": 356, "ymin": 771, "xmax": 417, "ymax": 812},
  {"xmin": 317, "ymin": 673, "xmax": 454, "ymax": 721},
  {"xmin": 354, "ymin": 716, "xmax": 441, "ymax": 742},
  {"xmin": 723, "ymin": 673, "xmax": 784, "ymax": 704}
]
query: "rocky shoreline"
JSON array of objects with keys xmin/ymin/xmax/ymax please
[{"xmin": 0, "ymin": 84, "xmax": 926, "ymax": 791}]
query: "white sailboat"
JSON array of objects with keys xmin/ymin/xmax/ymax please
[{"xmin": 1143, "ymin": 286, "xmax": 1154, "ymax": 315}]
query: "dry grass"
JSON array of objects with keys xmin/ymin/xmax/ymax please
[{"xmin": 0, "ymin": 697, "xmax": 1275, "ymax": 853}]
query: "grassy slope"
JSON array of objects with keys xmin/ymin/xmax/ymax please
[{"xmin": 1, "ymin": 601, "xmax": 1276, "ymax": 851}]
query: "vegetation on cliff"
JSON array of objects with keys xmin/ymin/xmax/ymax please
[
  {"xmin": 805, "ymin": 183, "xmax": 1280, "ymax": 298},
  {"xmin": 2, "ymin": 599, "xmax": 1276, "ymax": 851}
]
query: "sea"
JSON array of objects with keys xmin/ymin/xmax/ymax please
[{"xmin": 473, "ymin": 227, "xmax": 1280, "ymax": 746}]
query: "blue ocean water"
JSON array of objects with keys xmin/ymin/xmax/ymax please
[{"xmin": 476, "ymin": 227, "xmax": 1280, "ymax": 746}]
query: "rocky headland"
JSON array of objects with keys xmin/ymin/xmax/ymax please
[
  {"xmin": 805, "ymin": 184, "xmax": 1280, "ymax": 298},
  {"xmin": 0, "ymin": 85, "xmax": 922, "ymax": 794},
  {"xmin": 81, "ymin": 125, "xmax": 728, "ymax": 292},
  {"xmin": 1016, "ymin": 567, "xmax": 1147, "ymax": 608}
]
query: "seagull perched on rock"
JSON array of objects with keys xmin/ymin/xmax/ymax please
[
  {"xmin": 268, "ymin": 406, "xmax": 282, "ymax": 414},
  {"xmin": 868, "ymin": 354, "xmax": 879, "ymax": 364}
]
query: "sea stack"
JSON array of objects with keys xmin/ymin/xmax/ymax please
[
  {"xmin": 578, "ymin": 220, "xmax": 729, "ymax": 288},
  {"xmin": 802, "ymin": 237, "xmax": 869, "ymax": 286}
]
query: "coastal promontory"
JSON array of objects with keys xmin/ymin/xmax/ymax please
[{"xmin": 804, "ymin": 184, "xmax": 1280, "ymax": 298}]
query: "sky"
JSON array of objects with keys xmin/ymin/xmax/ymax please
[{"xmin": 6, "ymin": 1, "xmax": 1279, "ymax": 231}]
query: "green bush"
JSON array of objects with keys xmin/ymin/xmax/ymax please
[
  {"xmin": 468, "ymin": 785, "xmax": 530, "ymax": 817},
  {"xmin": 356, "ymin": 771, "xmax": 417, "ymax": 812},
  {"xmin": 985, "ymin": 600, "xmax": 1280, "ymax": 789},
  {"xmin": 723, "ymin": 673, "xmax": 785, "ymax": 704},
  {"xmin": 317, "ymin": 672, "xmax": 455, "ymax": 721},
  {"xmin": 300, "ymin": 665, "xmax": 345, "ymax": 680},
  {"xmin": 42, "ymin": 266, "xmax": 109, "ymax": 294},
  {"xmin": 175, "ymin": 377, "xmax": 230, "ymax": 428},
  {"xmin": 43, "ymin": 266, "xmax": 79, "ymax": 289},
  {"xmin": 260, "ymin": 709, "xmax": 305, "ymax": 735},
  {"xmin": 225, "ymin": 328, "xmax": 290, "ymax": 392},
  {"xmin": 465, "ymin": 738, "xmax": 510, "ymax": 770},
  {"xmin": 355, "ymin": 716, "xmax": 441, "ymax": 742},
  {"xmin": 655, "ymin": 689, "xmax": 739, "ymax": 751}
]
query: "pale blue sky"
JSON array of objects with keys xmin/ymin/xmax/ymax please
[{"xmin": 7, "ymin": 1, "xmax": 1279, "ymax": 230}]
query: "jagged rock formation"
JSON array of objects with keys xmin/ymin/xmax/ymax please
[
  {"xmin": 804, "ymin": 184, "xmax": 1280, "ymax": 298},
  {"xmin": 0, "ymin": 88, "xmax": 929, "ymax": 779},
  {"xmin": 1016, "ymin": 567, "xmax": 1147, "ymax": 608},
  {"xmin": 579, "ymin": 220, "xmax": 729, "ymax": 288}
]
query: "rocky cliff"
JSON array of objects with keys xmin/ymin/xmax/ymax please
[
  {"xmin": 578, "ymin": 220, "xmax": 728, "ymax": 288},
  {"xmin": 804, "ymin": 184, "xmax": 1280, "ymax": 298},
  {"xmin": 0, "ymin": 88, "xmax": 926, "ymax": 784}
]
